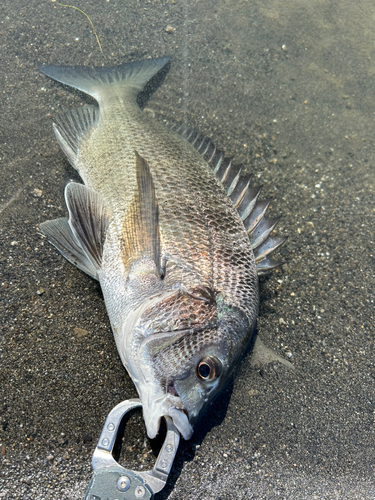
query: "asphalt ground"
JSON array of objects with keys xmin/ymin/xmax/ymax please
[{"xmin": 0, "ymin": 1, "xmax": 374, "ymax": 499}]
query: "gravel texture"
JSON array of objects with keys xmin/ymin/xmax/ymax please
[{"xmin": 0, "ymin": 0, "xmax": 374, "ymax": 499}]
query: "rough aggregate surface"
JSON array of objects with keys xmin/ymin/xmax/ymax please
[{"xmin": 0, "ymin": 0, "xmax": 374, "ymax": 499}]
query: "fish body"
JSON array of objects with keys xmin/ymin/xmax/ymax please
[{"xmin": 40, "ymin": 57, "xmax": 285, "ymax": 440}]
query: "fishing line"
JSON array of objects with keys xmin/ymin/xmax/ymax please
[{"xmin": 51, "ymin": 0, "xmax": 103, "ymax": 53}]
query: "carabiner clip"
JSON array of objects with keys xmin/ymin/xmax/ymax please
[{"xmin": 84, "ymin": 399, "xmax": 180, "ymax": 500}]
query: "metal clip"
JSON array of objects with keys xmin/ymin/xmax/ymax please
[{"xmin": 84, "ymin": 399, "xmax": 180, "ymax": 500}]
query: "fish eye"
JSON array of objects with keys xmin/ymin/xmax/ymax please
[{"xmin": 197, "ymin": 356, "xmax": 221, "ymax": 381}]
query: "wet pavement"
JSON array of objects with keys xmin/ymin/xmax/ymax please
[{"xmin": 0, "ymin": 0, "xmax": 374, "ymax": 498}]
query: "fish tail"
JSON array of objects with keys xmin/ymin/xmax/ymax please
[{"xmin": 39, "ymin": 56, "xmax": 170, "ymax": 102}]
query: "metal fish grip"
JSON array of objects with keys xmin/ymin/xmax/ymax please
[{"xmin": 84, "ymin": 399, "xmax": 180, "ymax": 500}]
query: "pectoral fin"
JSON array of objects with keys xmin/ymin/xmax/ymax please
[
  {"xmin": 121, "ymin": 151, "xmax": 161, "ymax": 274},
  {"xmin": 250, "ymin": 337, "xmax": 294, "ymax": 370}
]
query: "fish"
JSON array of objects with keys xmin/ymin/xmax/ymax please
[{"xmin": 39, "ymin": 57, "xmax": 286, "ymax": 440}]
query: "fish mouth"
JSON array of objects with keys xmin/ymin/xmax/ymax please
[
  {"xmin": 167, "ymin": 406, "xmax": 192, "ymax": 440},
  {"xmin": 138, "ymin": 327, "xmax": 197, "ymax": 440},
  {"xmin": 165, "ymin": 382, "xmax": 193, "ymax": 439},
  {"xmin": 143, "ymin": 392, "xmax": 193, "ymax": 440}
]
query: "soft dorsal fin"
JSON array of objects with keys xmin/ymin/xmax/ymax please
[
  {"xmin": 53, "ymin": 105, "xmax": 98, "ymax": 168},
  {"xmin": 170, "ymin": 122, "xmax": 287, "ymax": 274},
  {"xmin": 121, "ymin": 151, "xmax": 161, "ymax": 274}
]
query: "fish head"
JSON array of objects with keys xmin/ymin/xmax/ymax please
[{"xmin": 130, "ymin": 290, "xmax": 252, "ymax": 440}]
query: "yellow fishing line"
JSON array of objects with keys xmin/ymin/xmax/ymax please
[{"xmin": 51, "ymin": 0, "xmax": 103, "ymax": 53}]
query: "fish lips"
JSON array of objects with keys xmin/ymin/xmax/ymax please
[{"xmin": 142, "ymin": 393, "xmax": 193, "ymax": 440}]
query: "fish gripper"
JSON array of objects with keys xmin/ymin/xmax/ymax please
[{"xmin": 84, "ymin": 398, "xmax": 180, "ymax": 500}]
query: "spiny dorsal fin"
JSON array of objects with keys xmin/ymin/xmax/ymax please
[
  {"xmin": 121, "ymin": 151, "xmax": 161, "ymax": 274},
  {"xmin": 53, "ymin": 105, "xmax": 98, "ymax": 167},
  {"xmin": 170, "ymin": 122, "xmax": 259, "ymax": 219},
  {"xmin": 256, "ymin": 256, "xmax": 284, "ymax": 276},
  {"xmin": 65, "ymin": 182, "xmax": 110, "ymax": 271},
  {"xmin": 249, "ymin": 216, "xmax": 281, "ymax": 249},
  {"xmin": 170, "ymin": 121, "xmax": 287, "ymax": 275},
  {"xmin": 254, "ymin": 236, "xmax": 288, "ymax": 264}
]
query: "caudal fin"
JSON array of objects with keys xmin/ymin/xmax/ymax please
[{"xmin": 39, "ymin": 56, "xmax": 170, "ymax": 101}]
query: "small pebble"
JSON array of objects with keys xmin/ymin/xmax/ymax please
[
  {"xmin": 83, "ymin": 434, "xmax": 92, "ymax": 443},
  {"xmin": 74, "ymin": 327, "xmax": 88, "ymax": 338}
]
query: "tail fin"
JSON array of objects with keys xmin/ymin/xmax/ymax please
[{"xmin": 39, "ymin": 56, "xmax": 170, "ymax": 101}]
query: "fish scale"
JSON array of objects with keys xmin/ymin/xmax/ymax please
[
  {"xmin": 39, "ymin": 57, "xmax": 286, "ymax": 441},
  {"xmin": 81, "ymin": 93, "xmax": 246, "ymax": 288}
]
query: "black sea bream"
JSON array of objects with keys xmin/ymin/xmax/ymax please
[{"xmin": 40, "ymin": 57, "xmax": 286, "ymax": 440}]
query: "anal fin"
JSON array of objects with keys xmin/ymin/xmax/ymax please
[
  {"xmin": 41, "ymin": 184, "xmax": 110, "ymax": 279},
  {"xmin": 53, "ymin": 105, "xmax": 98, "ymax": 167},
  {"xmin": 40, "ymin": 218, "xmax": 98, "ymax": 279},
  {"xmin": 65, "ymin": 183, "xmax": 110, "ymax": 270}
]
